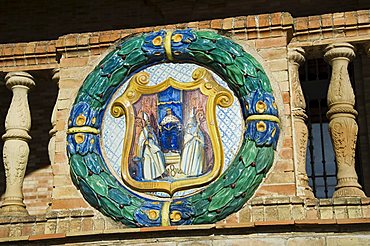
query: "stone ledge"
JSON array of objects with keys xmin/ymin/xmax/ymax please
[
  {"xmin": 1, "ymin": 218, "xmax": 370, "ymax": 243},
  {"xmin": 249, "ymin": 196, "xmax": 370, "ymax": 206}
]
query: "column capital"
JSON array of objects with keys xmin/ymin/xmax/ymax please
[
  {"xmin": 52, "ymin": 68, "xmax": 60, "ymax": 84},
  {"xmin": 324, "ymin": 43, "xmax": 356, "ymax": 63},
  {"xmin": 288, "ymin": 47, "xmax": 305, "ymax": 65},
  {"xmin": 365, "ymin": 43, "xmax": 370, "ymax": 57},
  {"xmin": 5, "ymin": 72, "xmax": 35, "ymax": 89}
]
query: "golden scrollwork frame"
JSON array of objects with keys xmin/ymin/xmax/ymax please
[{"xmin": 111, "ymin": 68, "xmax": 233, "ymax": 195}]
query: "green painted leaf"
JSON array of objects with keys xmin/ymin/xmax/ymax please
[
  {"xmin": 235, "ymin": 56, "xmax": 258, "ymax": 77},
  {"xmin": 226, "ymin": 64, "xmax": 245, "ymax": 86},
  {"xmin": 193, "ymin": 211, "xmax": 217, "ymax": 224},
  {"xmin": 255, "ymin": 146, "xmax": 274, "ymax": 175},
  {"xmin": 240, "ymin": 140, "xmax": 258, "ymax": 166},
  {"xmin": 108, "ymin": 188, "xmax": 131, "ymax": 206},
  {"xmin": 124, "ymin": 49, "xmax": 147, "ymax": 66},
  {"xmin": 258, "ymin": 70, "xmax": 272, "ymax": 92},
  {"xmin": 118, "ymin": 36, "xmax": 144, "ymax": 56},
  {"xmin": 70, "ymin": 154, "xmax": 88, "ymax": 178},
  {"xmin": 208, "ymin": 188, "xmax": 233, "ymax": 212},
  {"xmin": 110, "ymin": 66, "xmax": 128, "ymax": 87},
  {"xmin": 121, "ymin": 205, "xmax": 136, "ymax": 221},
  {"xmin": 233, "ymin": 166, "xmax": 257, "ymax": 197},
  {"xmin": 188, "ymin": 39, "xmax": 216, "ymax": 51},
  {"xmin": 189, "ymin": 51, "xmax": 214, "ymax": 64},
  {"xmin": 86, "ymin": 174, "xmax": 108, "ymax": 196},
  {"xmin": 196, "ymin": 31, "xmax": 222, "ymax": 41},
  {"xmin": 70, "ymin": 166, "xmax": 79, "ymax": 187},
  {"xmin": 97, "ymin": 50, "xmax": 117, "ymax": 67},
  {"xmin": 79, "ymin": 179, "xmax": 100, "ymax": 208},
  {"xmin": 100, "ymin": 171, "xmax": 119, "ymax": 188},
  {"xmin": 217, "ymin": 38, "xmax": 243, "ymax": 56},
  {"xmin": 192, "ymin": 198, "xmax": 209, "ymax": 216},
  {"xmin": 223, "ymin": 160, "xmax": 245, "ymax": 187},
  {"xmin": 100, "ymin": 197, "xmax": 123, "ymax": 219},
  {"xmin": 209, "ymin": 63, "xmax": 227, "ymax": 78},
  {"xmin": 210, "ymin": 49, "xmax": 233, "ymax": 65}
]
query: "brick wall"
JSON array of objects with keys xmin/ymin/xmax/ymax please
[{"xmin": 0, "ymin": 8, "xmax": 370, "ymax": 244}]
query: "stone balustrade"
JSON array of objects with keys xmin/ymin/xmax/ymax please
[{"xmin": 0, "ymin": 72, "xmax": 35, "ymax": 216}]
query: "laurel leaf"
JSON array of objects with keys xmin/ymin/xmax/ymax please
[
  {"xmin": 217, "ymin": 38, "xmax": 243, "ymax": 56},
  {"xmin": 117, "ymin": 35, "xmax": 144, "ymax": 56},
  {"xmin": 124, "ymin": 49, "xmax": 147, "ymax": 66},
  {"xmin": 188, "ymin": 38, "xmax": 216, "ymax": 51},
  {"xmin": 255, "ymin": 146, "xmax": 274, "ymax": 175},
  {"xmin": 100, "ymin": 197, "xmax": 123, "ymax": 219},
  {"xmin": 208, "ymin": 188, "xmax": 233, "ymax": 212},
  {"xmin": 196, "ymin": 31, "xmax": 222, "ymax": 41},
  {"xmin": 226, "ymin": 64, "xmax": 245, "ymax": 86},
  {"xmin": 86, "ymin": 174, "xmax": 108, "ymax": 196},
  {"xmin": 189, "ymin": 51, "xmax": 214, "ymax": 64},
  {"xmin": 210, "ymin": 48, "xmax": 234, "ymax": 65},
  {"xmin": 79, "ymin": 179, "xmax": 100, "ymax": 208},
  {"xmin": 70, "ymin": 154, "xmax": 88, "ymax": 178},
  {"xmin": 235, "ymin": 56, "xmax": 258, "ymax": 78}
]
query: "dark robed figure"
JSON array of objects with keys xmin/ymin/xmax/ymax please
[{"xmin": 159, "ymin": 108, "xmax": 182, "ymax": 153}]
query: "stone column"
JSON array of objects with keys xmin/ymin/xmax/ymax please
[
  {"xmin": 324, "ymin": 43, "xmax": 365, "ymax": 198},
  {"xmin": 288, "ymin": 48, "xmax": 315, "ymax": 198},
  {"xmin": 48, "ymin": 69, "xmax": 59, "ymax": 165},
  {"xmin": 0, "ymin": 72, "xmax": 35, "ymax": 215}
]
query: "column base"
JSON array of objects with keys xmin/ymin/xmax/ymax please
[
  {"xmin": 302, "ymin": 187, "xmax": 315, "ymax": 198},
  {"xmin": 333, "ymin": 186, "xmax": 366, "ymax": 198},
  {"xmin": 0, "ymin": 199, "xmax": 29, "ymax": 216}
]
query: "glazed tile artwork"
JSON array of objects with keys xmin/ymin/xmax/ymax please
[{"xmin": 101, "ymin": 63, "xmax": 244, "ymax": 198}]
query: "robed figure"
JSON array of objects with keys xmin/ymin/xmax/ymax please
[
  {"xmin": 159, "ymin": 108, "xmax": 182, "ymax": 153},
  {"xmin": 137, "ymin": 113, "xmax": 166, "ymax": 180},
  {"xmin": 180, "ymin": 110, "xmax": 206, "ymax": 176}
]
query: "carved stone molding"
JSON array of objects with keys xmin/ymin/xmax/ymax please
[
  {"xmin": 288, "ymin": 47, "xmax": 314, "ymax": 198},
  {"xmin": 1, "ymin": 71, "xmax": 35, "ymax": 216},
  {"xmin": 48, "ymin": 68, "xmax": 59, "ymax": 165},
  {"xmin": 324, "ymin": 43, "xmax": 365, "ymax": 198}
]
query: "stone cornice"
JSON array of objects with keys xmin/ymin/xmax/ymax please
[{"xmin": 0, "ymin": 41, "xmax": 57, "ymax": 72}]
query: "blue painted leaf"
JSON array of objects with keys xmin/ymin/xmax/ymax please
[
  {"xmin": 83, "ymin": 153, "xmax": 102, "ymax": 174},
  {"xmin": 108, "ymin": 188, "xmax": 131, "ymax": 206},
  {"xmin": 79, "ymin": 179, "xmax": 100, "ymax": 208}
]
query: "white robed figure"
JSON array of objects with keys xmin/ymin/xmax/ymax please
[
  {"xmin": 180, "ymin": 109, "xmax": 206, "ymax": 176},
  {"xmin": 137, "ymin": 113, "xmax": 166, "ymax": 180}
]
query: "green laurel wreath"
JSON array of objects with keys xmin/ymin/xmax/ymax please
[{"xmin": 67, "ymin": 29, "xmax": 279, "ymax": 227}]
